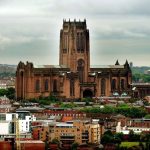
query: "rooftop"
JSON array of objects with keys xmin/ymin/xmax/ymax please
[
  {"xmin": 56, "ymin": 122, "xmax": 73, "ymax": 127},
  {"xmin": 91, "ymin": 65, "xmax": 124, "ymax": 69},
  {"xmin": 34, "ymin": 65, "xmax": 68, "ymax": 69},
  {"xmin": 20, "ymin": 140, "xmax": 44, "ymax": 144}
]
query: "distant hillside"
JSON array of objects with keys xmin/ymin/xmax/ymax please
[
  {"xmin": 132, "ymin": 66, "xmax": 150, "ymax": 74},
  {"xmin": 0, "ymin": 64, "xmax": 16, "ymax": 77},
  {"xmin": 132, "ymin": 66, "xmax": 150, "ymax": 82}
]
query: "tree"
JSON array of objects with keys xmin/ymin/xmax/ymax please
[
  {"xmin": 144, "ymin": 114, "xmax": 150, "ymax": 119},
  {"xmin": 101, "ymin": 134, "xmax": 113, "ymax": 145},
  {"xmin": 145, "ymin": 141, "xmax": 150, "ymax": 150},
  {"xmin": 71, "ymin": 142, "xmax": 79, "ymax": 150},
  {"xmin": 0, "ymin": 88, "xmax": 15, "ymax": 99},
  {"xmin": 0, "ymin": 89, "xmax": 7, "ymax": 96},
  {"xmin": 104, "ymin": 130, "xmax": 113, "ymax": 137},
  {"xmin": 139, "ymin": 142, "xmax": 144, "ymax": 150},
  {"xmin": 101, "ymin": 130, "xmax": 114, "ymax": 145},
  {"xmin": 7, "ymin": 87, "xmax": 15, "ymax": 99},
  {"xmin": 128, "ymin": 130, "xmax": 140, "ymax": 142},
  {"xmin": 113, "ymin": 137, "xmax": 121, "ymax": 146},
  {"xmin": 101, "ymin": 106, "xmax": 115, "ymax": 114},
  {"xmin": 60, "ymin": 102, "xmax": 77, "ymax": 108},
  {"xmin": 129, "ymin": 130, "xmax": 134, "ymax": 142},
  {"xmin": 115, "ymin": 132, "xmax": 124, "ymax": 141},
  {"xmin": 51, "ymin": 138, "xmax": 60, "ymax": 145}
]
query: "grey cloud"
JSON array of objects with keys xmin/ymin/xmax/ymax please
[
  {"xmin": 0, "ymin": 0, "xmax": 150, "ymax": 66},
  {"xmin": 95, "ymin": 27, "xmax": 149, "ymax": 39},
  {"xmin": 89, "ymin": 16, "xmax": 150, "ymax": 40},
  {"xmin": 1, "ymin": 0, "xmax": 150, "ymax": 17}
]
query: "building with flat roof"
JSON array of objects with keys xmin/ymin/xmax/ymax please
[{"xmin": 32, "ymin": 119, "xmax": 102, "ymax": 148}]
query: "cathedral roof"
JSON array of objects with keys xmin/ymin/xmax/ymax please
[
  {"xmin": 34, "ymin": 65, "xmax": 68, "ymax": 69},
  {"xmin": 91, "ymin": 65, "xmax": 124, "ymax": 69}
]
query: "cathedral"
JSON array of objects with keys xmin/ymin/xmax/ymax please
[{"xmin": 16, "ymin": 19, "xmax": 132, "ymax": 100}]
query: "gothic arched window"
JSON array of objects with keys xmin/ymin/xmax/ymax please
[
  {"xmin": 70, "ymin": 79, "xmax": 74, "ymax": 96},
  {"xmin": 45, "ymin": 79, "xmax": 49, "ymax": 91},
  {"xmin": 77, "ymin": 59, "xmax": 84, "ymax": 82},
  {"xmin": 35, "ymin": 79, "xmax": 40, "ymax": 92},
  {"xmin": 76, "ymin": 32, "xmax": 84, "ymax": 52},
  {"xmin": 101, "ymin": 78, "xmax": 106, "ymax": 96},
  {"xmin": 121, "ymin": 79, "xmax": 125, "ymax": 90},
  {"xmin": 53, "ymin": 79, "xmax": 57, "ymax": 92},
  {"xmin": 76, "ymin": 33, "xmax": 80, "ymax": 51},
  {"xmin": 111, "ymin": 79, "xmax": 116, "ymax": 91},
  {"xmin": 20, "ymin": 71, "xmax": 24, "ymax": 98}
]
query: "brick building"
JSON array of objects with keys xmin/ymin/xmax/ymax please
[
  {"xmin": 32, "ymin": 119, "xmax": 102, "ymax": 148},
  {"xmin": 16, "ymin": 19, "xmax": 132, "ymax": 100},
  {"xmin": 132, "ymin": 83, "xmax": 150, "ymax": 98}
]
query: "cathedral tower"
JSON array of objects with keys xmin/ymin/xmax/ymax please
[{"xmin": 59, "ymin": 19, "xmax": 90, "ymax": 82}]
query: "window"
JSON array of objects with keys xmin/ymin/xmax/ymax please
[
  {"xmin": 35, "ymin": 79, "xmax": 40, "ymax": 92},
  {"xmin": 45, "ymin": 79, "xmax": 49, "ymax": 91},
  {"xmin": 63, "ymin": 34, "xmax": 68, "ymax": 51},
  {"xmin": 76, "ymin": 33, "xmax": 80, "ymax": 51},
  {"xmin": 53, "ymin": 79, "xmax": 57, "ymax": 92},
  {"xmin": 77, "ymin": 59, "xmax": 85, "ymax": 82},
  {"xmin": 76, "ymin": 32, "xmax": 84, "ymax": 52},
  {"xmin": 121, "ymin": 79, "xmax": 125, "ymax": 90},
  {"xmin": 101, "ymin": 78, "xmax": 106, "ymax": 96},
  {"xmin": 70, "ymin": 78, "xmax": 74, "ymax": 96},
  {"xmin": 111, "ymin": 79, "xmax": 116, "ymax": 91}
]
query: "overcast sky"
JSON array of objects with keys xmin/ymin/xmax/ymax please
[{"xmin": 0, "ymin": 0, "xmax": 150, "ymax": 66}]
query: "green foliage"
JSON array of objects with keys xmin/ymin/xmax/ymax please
[
  {"xmin": 81, "ymin": 105, "xmax": 147, "ymax": 118},
  {"xmin": 128, "ymin": 130, "xmax": 140, "ymax": 142},
  {"xmin": 145, "ymin": 141, "xmax": 150, "ymax": 150},
  {"xmin": 129, "ymin": 107, "xmax": 147, "ymax": 118},
  {"xmin": 0, "ymin": 89, "xmax": 7, "ymax": 96},
  {"xmin": 0, "ymin": 87, "xmax": 15, "ymax": 99},
  {"xmin": 7, "ymin": 87, "xmax": 15, "ymax": 99},
  {"xmin": 39, "ymin": 95, "xmax": 58, "ymax": 102},
  {"xmin": 115, "ymin": 106, "xmax": 147, "ymax": 118},
  {"xmin": 140, "ymin": 133, "xmax": 150, "ymax": 142},
  {"xmin": 117, "ymin": 104, "xmax": 129, "ymax": 108},
  {"xmin": 101, "ymin": 134, "xmax": 114, "ymax": 145},
  {"xmin": 115, "ymin": 133, "xmax": 124, "ymax": 141},
  {"xmin": 101, "ymin": 130, "xmax": 121, "ymax": 145},
  {"xmin": 132, "ymin": 73, "xmax": 150, "ymax": 82},
  {"xmin": 139, "ymin": 142, "xmax": 145, "ymax": 150},
  {"xmin": 71, "ymin": 142, "xmax": 79, "ymax": 150},
  {"xmin": 144, "ymin": 114, "xmax": 150, "ymax": 119},
  {"xmin": 104, "ymin": 130, "xmax": 113, "ymax": 136},
  {"xmin": 128, "ymin": 98, "xmax": 138, "ymax": 103},
  {"xmin": 60, "ymin": 102, "xmax": 77, "ymax": 108},
  {"xmin": 51, "ymin": 138, "xmax": 60, "ymax": 145},
  {"xmin": 28, "ymin": 95, "xmax": 59, "ymax": 105},
  {"xmin": 101, "ymin": 106, "xmax": 115, "ymax": 114},
  {"xmin": 132, "ymin": 66, "xmax": 150, "ymax": 82},
  {"xmin": 0, "ymin": 72, "xmax": 15, "ymax": 78},
  {"xmin": 120, "ymin": 142, "xmax": 141, "ymax": 148},
  {"xmin": 113, "ymin": 137, "xmax": 121, "ymax": 145},
  {"xmin": 132, "ymin": 66, "xmax": 150, "ymax": 74}
]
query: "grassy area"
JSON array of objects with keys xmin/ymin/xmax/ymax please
[{"xmin": 120, "ymin": 142, "xmax": 140, "ymax": 148}]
